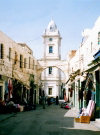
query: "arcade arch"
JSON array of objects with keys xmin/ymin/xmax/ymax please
[
  {"xmin": 37, "ymin": 60, "xmax": 69, "ymax": 98},
  {"xmin": 37, "ymin": 60, "xmax": 69, "ymax": 82}
]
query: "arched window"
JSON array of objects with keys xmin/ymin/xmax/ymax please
[
  {"xmin": 0, "ymin": 44, "xmax": 4, "ymax": 59},
  {"xmin": 98, "ymin": 32, "xmax": 100, "ymax": 45}
]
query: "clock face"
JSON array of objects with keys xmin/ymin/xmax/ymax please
[{"xmin": 49, "ymin": 38, "xmax": 53, "ymax": 41}]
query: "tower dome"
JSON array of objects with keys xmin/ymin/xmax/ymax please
[
  {"xmin": 47, "ymin": 20, "xmax": 57, "ymax": 32},
  {"xmin": 43, "ymin": 19, "xmax": 60, "ymax": 36}
]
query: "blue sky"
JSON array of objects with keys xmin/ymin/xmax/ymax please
[{"xmin": 0, "ymin": 0, "xmax": 100, "ymax": 59}]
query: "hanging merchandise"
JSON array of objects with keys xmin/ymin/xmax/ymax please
[
  {"xmin": 69, "ymin": 88, "xmax": 73, "ymax": 97},
  {"xmin": 85, "ymin": 73, "xmax": 95, "ymax": 91},
  {"xmin": 83, "ymin": 90, "xmax": 87, "ymax": 100},
  {"xmin": 8, "ymin": 79, "xmax": 13, "ymax": 99},
  {"xmin": 79, "ymin": 90, "xmax": 83, "ymax": 100},
  {"xmin": 84, "ymin": 73, "xmax": 96, "ymax": 100},
  {"xmin": 86, "ymin": 90, "xmax": 92, "ymax": 106},
  {"xmin": 5, "ymin": 81, "xmax": 8, "ymax": 94},
  {"xmin": 4, "ymin": 81, "xmax": 8, "ymax": 101},
  {"xmin": 64, "ymin": 92, "xmax": 67, "ymax": 102},
  {"xmin": 91, "ymin": 91, "xmax": 96, "ymax": 101}
]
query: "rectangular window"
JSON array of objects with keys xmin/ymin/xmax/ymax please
[
  {"xmin": 24, "ymin": 58, "xmax": 27, "ymax": 68},
  {"xmin": 29, "ymin": 57, "xmax": 31, "ymax": 69},
  {"xmin": 98, "ymin": 38, "xmax": 100, "ymax": 44},
  {"xmin": 9, "ymin": 48, "xmax": 11, "ymax": 61},
  {"xmin": 20, "ymin": 54, "xmax": 23, "ymax": 68},
  {"xmin": 33, "ymin": 60, "xmax": 34, "ymax": 70},
  {"xmin": 98, "ymin": 32, "xmax": 100, "ymax": 45},
  {"xmin": 48, "ymin": 88, "xmax": 52, "ymax": 95},
  {"xmin": 14, "ymin": 52, "xmax": 18, "ymax": 64},
  {"xmin": 49, "ymin": 67, "xmax": 52, "ymax": 74},
  {"xmin": 0, "ymin": 44, "xmax": 4, "ymax": 59},
  {"xmin": 49, "ymin": 46, "xmax": 53, "ymax": 53}
]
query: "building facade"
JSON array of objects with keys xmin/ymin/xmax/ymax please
[
  {"xmin": 66, "ymin": 17, "xmax": 100, "ymax": 118},
  {"xmin": 40, "ymin": 20, "xmax": 62, "ymax": 98},
  {"xmin": 0, "ymin": 30, "xmax": 41, "ymax": 104},
  {"xmin": 0, "ymin": 17, "xmax": 99, "ymax": 117}
]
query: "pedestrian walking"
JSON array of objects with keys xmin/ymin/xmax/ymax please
[
  {"xmin": 56, "ymin": 96, "xmax": 59, "ymax": 105},
  {"xmin": 42, "ymin": 90, "xmax": 45, "ymax": 109},
  {"xmin": 47, "ymin": 97, "xmax": 50, "ymax": 106}
]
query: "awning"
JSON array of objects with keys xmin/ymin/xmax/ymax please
[
  {"xmin": 86, "ymin": 63, "xmax": 100, "ymax": 72},
  {"xmin": 93, "ymin": 50, "xmax": 100, "ymax": 60},
  {"xmin": 66, "ymin": 79, "xmax": 70, "ymax": 84},
  {"xmin": 69, "ymin": 69, "xmax": 80, "ymax": 81},
  {"xmin": 88, "ymin": 56, "xmax": 100, "ymax": 66},
  {"xmin": 71, "ymin": 69, "xmax": 80, "ymax": 75}
]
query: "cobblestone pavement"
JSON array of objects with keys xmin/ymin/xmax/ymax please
[{"xmin": 0, "ymin": 105, "xmax": 100, "ymax": 135}]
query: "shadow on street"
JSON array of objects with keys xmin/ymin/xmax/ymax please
[{"xmin": 0, "ymin": 104, "xmax": 100, "ymax": 135}]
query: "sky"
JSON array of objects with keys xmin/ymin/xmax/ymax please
[{"xmin": 0, "ymin": 0, "xmax": 100, "ymax": 60}]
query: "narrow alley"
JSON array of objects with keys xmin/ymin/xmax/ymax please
[{"xmin": 0, "ymin": 105, "xmax": 100, "ymax": 135}]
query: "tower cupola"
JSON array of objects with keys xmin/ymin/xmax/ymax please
[{"xmin": 43, "ymin": 19, "xmax": 60, "ymax": 36}]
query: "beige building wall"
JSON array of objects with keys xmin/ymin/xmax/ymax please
[{"xmin": 0, "ymin": 30, "xmax": 41, "ymax": 102}]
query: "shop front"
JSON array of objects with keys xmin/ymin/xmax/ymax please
[
  {"xmin": 85, "ymin": 50, "xmax": 100, "ymax": 118},
  {"xmin": 95, "ymin": 70, "xmax": 100, "ymax": 118}
]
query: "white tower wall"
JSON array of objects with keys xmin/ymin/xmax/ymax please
[{"xmin": 41, "ymin": 20, "xmax": 62, "ymax": 98}]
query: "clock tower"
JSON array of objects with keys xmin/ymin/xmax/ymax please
[
  {"xmin": 41, "ymin": 20, "xmax": 62, "ymax": 98},
  {"xmin": 43, "ymin": 19, "xmax": 61, "ymax": 60}
]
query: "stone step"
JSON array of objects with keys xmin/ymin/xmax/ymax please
[
  {"xmin": 92, "ymin": 119, "xmax": 100, "ymax": 129},
  {"xmin": 95, "ymin": 118, "xmax": 100, "ymax": 123}
]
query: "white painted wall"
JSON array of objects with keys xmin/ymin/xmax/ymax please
[
  {"xmin": 41, "ymin": 20, "xmax": 62, "ymax": 98},
  {"xmin": 42, "ymin": 81, "xmax": 60, "ymax": 98},
  {"xmin": 66, "ymin": 16, "xmax": 100, "ymax": 108}
]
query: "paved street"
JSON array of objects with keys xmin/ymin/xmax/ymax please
[{"xmin": 0, "ymin": 105, "xmax": 100, "ymax": 135}]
